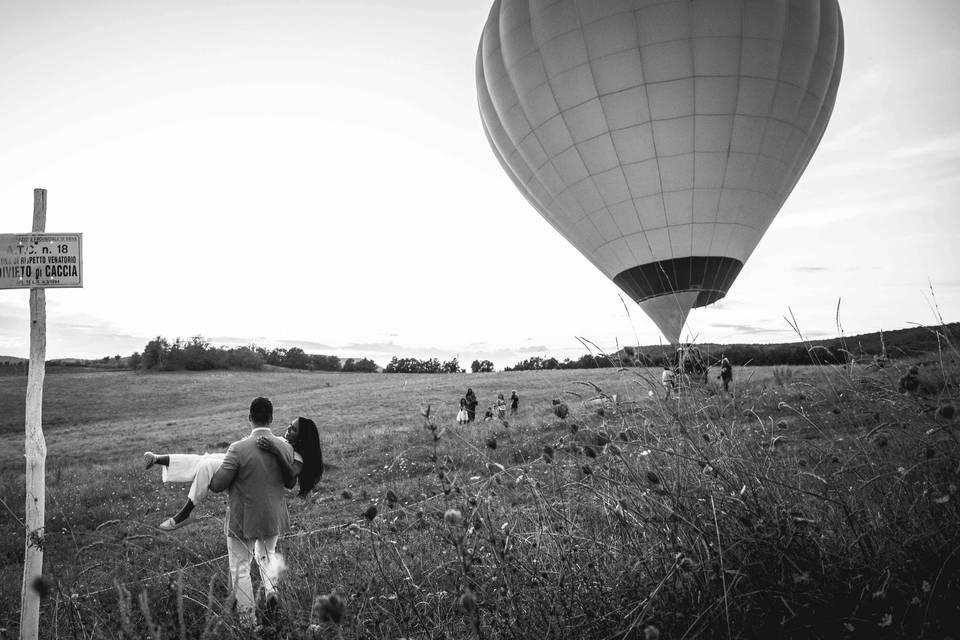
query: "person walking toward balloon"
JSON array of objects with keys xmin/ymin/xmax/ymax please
[
  {"xmin": 494, "ymin": 393, "xmax": 507, "ymax": 420},
  {"xmin": 465, "ymin": 387, "xmax": 478, "ymax": 422},
  {"xmin": 661, "ymin": 364, "xmax": 677, "ymax": 401},
  {"xmin": 719, "ymin": 357, "xmax": 733, "ymax": 394}
]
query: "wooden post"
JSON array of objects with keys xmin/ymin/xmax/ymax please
[{"xmin": 21, "ymin": 188, "xmax": 47, "ymax": 640}]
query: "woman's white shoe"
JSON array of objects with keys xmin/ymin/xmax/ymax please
[{"xmin": 158, "ymin": 517, "xmax": 189, "ymax": 531}]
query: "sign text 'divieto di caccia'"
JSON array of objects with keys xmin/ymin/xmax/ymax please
[{"xmin": 0, "ymin": 233, "xmax": 83, "ymax": 289}]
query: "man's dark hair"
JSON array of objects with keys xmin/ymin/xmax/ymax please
[{"xmin": 249, "ymin": 397, "xmax": 273, "ymax": 426}]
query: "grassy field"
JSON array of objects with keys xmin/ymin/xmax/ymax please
[{"xmin": 0, "ymin": 355, "xmax": 958, "ymax": 639}]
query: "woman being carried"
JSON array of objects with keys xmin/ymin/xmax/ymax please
[{"xmin": 144, "ymin": 417, "xmax": 323, "ymax": 530}]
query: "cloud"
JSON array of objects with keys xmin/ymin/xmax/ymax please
[
  {"xmin": 343, "ymin": 341, "xmax": 404, "ymax": 353},
  {"xmin": 202, "ymin": 338, "xmax": 435, "ymax": 360},
  {"xmin": 819, "ymin": 113, "xmax": 886, "ymax": 153},
  {"xmin": 204, "ymin": 335, "xmax": 269, "ymax": 347},
  {"xmin": 779, "ymin": 192, "xmax": 928, "ymax": 229},
  {"xmin": 878, "ymin": 279, "xmax": 960, "ymax": 290},
  {"xmin": 709, "ymin": 322, "xmax": 794, "ymax": 335},
  {"xmin": 52, "ymin": 322, "xmax": 144, "ymax": 342},
  {"xmin": 0, "ymin": 313, "xmax": 23, "ymax": 334},
  {"xmin": 706, "ymin": 318, "xmax": 797, "ymax": 344},
  {"xmin": 704, "ymin": 299, "xmax": 747, "ymax": 311},
  {"xmin": 889, "ymin": 131, "xmax": 960, "ymax": 163},
  {"xmin": 251, "ymin": 338, "xmax": 339, "ymax": 352},
  {"xmin": 0, "ymin": 303, "xmax": 153, "ymax": 358},
  {"xmin": 0, "ymin": 301, "xmax": 29, "ymax": 336},
  {"xmin": 517, "ymin": 344, "xmax": 549, "ymax": 353},
  {"xmin": 798, "ymin": 330, "xmax": 835, "ymax": 340},
  {"xmin": 477, "ymin": 345, "xmax": 550, "ymax": 358},
  {"xmin": 707, "ymin": 322, "xmax": 839, "ymax": 342}
]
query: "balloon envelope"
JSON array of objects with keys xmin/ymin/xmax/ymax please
[{"xmin": 477, "ymin": 0, "xmax": 843, "ymax": 343}]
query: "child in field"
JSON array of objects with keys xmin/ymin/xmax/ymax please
[
  {"xmin": 509, "ymin": 390, "xmax": 519, "ymax": 415},
  {"xmin": 456, "ymin": 398, "xmax": 469, "ymax": 424},
  {"xmin": 661, "ymin": 364, "xmax": 676, "ymax": 400},
  {"xmin": 143, "ymin": 417, "xmax": 323, "ymax": 530},
  {"xmin": 552, "ymin": 397, "xmax": 569, "ymax": 419},
  {"xmin": 494, "ymin": 393, "xmax": 507, "ymax": 419}
]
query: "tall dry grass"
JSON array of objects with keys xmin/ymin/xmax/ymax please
[{"xmin": 1, "ymin": 327, "xmax": 959, "ymax": 638}]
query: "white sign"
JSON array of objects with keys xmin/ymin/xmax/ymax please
[{"xmin": 0, "ymin": 233, "xmax": 83, "ymax": 289}]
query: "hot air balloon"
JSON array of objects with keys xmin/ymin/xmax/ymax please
[{"xmin": 477, "ymin": 0, "xmax": 843, "ymax": 343}]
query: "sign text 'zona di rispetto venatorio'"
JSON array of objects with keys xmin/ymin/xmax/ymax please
[{"xmin": 0, "ymin": 233, "xmax": 83, "ymax": 289}]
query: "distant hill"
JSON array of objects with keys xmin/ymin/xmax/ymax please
[
  {"xmin": 0, "ymin": 355, "xmax": 123, "ymax": 366},
  {"xmin": 0, "ymin": 356, "xmax": 28, "ymax": 377},
  {"xmin": 45, "ymin": 357, "xmax": 129, "ymax": 374},
  {"xmin": 611, "ymin": 322, "xmax": 959, "ymax": 368},
  {"xmin": 503, "ymin": 322, "xmax": 958, "ymax": 371},
  {"xmin": 0, "ymin": 355, "xmax": 128, "ymax": 376}
]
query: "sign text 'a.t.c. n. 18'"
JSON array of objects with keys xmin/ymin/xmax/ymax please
[{"xmin": 476, "ymin": 0, "xmax": 843, "ymax": 343}]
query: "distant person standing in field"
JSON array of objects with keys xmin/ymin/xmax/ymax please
[
  {"xmin": 456, "ymin": 397, "xmax": 469, "ymax": 424},
  {"xmin": 465, "ymin": 388, "xmax": 478, "ymax": 422},
  {"xmin": 495, "ymin": 393, "xmax": 507, "ymax": 419},
  {"xmin": 661, "ymin": 364, "xmax": 676, "ymax": 400},
  {"xmin": 510, "ymin": 390, "xmax": 519, "ymax": 415},
  {"xmin": 719, "ymin": 357, "xmax": 733, "ymax": 393}
]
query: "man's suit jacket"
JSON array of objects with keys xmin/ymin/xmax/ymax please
[{"xmin": 209, "ymin": 428, "xmax": 295, "ymax": 539}]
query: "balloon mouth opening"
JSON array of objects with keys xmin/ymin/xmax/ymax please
[
  {"xmin": 615, "ymin": 257, "xmax": 745, "ymax": 344},
  {"xmin": 613, "ymin": 257, "xmax": 744, "ymax": 308}
]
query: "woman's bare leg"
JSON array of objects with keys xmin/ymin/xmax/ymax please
[{"xmin": 145, "ymin": 453, "xmax": 226, "ymax": 526}]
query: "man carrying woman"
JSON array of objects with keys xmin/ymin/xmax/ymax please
[{"xmin": 143, "ymin": 398, "xmax": 323, "ymax": 626}]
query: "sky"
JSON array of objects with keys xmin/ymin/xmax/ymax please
[{"xmin": 0, "ymin": 0, "xmax": 957, "ymax": 368}]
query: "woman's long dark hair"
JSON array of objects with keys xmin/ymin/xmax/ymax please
[{"xmin": 292, "ymin": 417, "xmax": 323, "ymax": 497}]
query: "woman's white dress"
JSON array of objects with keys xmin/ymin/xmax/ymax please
[
  {"xmin": 163, "ymin": 450, "xmax": 302, "ymax": 504},
  {"xmin": 163, "ymin": 453, "xmax": 226, "ymax": 504}
]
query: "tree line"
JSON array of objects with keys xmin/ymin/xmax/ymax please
[
  {"xmin": 504, "ymin": 354, "xmax": 617, "ymax": 371},
  {"xmin": 130, "ymin": 336, "xmax": 377, "ymax": 372},
  {"xmin": 380, "ymin": 358, "xmax": 497, "ymax": 373},
  {"xmin": 5, "ymin": 322, "xmax": 954, "ymax": 375},
  {"xmin": 384, "ymin": 357, "xmax": 462, "ymax": 374}
]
